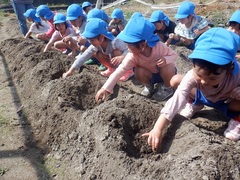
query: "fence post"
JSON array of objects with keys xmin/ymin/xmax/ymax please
[{"xmin": 95, "ymin": 0, "xmax": 103, "ymax": 9}]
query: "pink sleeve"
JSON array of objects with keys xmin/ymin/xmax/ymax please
[
  {"xmin": 102, "ymin": 53, "xmax": 135, "ymax": 93},
  {"xmin": 158, "ymin": 42, "xmax": 178, "ymax": 65},
  {"xmin": 161, "ymin": 70, "xmax": 196, "ymax": 121},
  {"xmin": 45, "ymin": 21, "xmax": 55, "ymax": 38}
]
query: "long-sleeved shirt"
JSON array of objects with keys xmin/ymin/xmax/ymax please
[
  {"xmin": 72, "ymin": 38, "xmax": 128, "ymax": 69},
  {"xmin": 48, "ymin": 27, "xmax": 76, "ymax": 44},
  {"xmin": 102, "ymin": 41, "xmax": 177, "ymax": 93},
  {"xmin": 161, "ymin": 64, "xmax": 240, "ymax": 121}
]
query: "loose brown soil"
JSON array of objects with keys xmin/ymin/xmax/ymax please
[{"xmin": 0, "ymin": 1, "xmax": 239, "ymax": 179}]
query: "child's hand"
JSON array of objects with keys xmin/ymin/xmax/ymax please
[
  {"xmin": 111, "ymin": 56, "xmax": 123, "ymax": 67},
  {"xmin": 142, "ymin": 115, "xmax": 168, "ymax": 151},
  {"xmin": 142, "ymin": 128, "xmax": 163, "ymax": 151},
  {"xmin": 230, "ymin": 86, "xmax": 240, "ymax": 100},
  {"xmin": 63, "ymin": 36, "xmax": 72, "ymax": 43},
  {"xmin": 194, "ymin": 29, "xmax": 200, "ymax": 36},
  {"xmin": 95, "ymin": 88, "xmax": 110, "ymax": 103},
  {"xmin": 156, "ymin": 57, "xmax": 166, "ymax": 68},
  {"xmin": 77, "ymin": 36, "xmax": 87, "ymax": 45},
  {"xmin": 168, "ymin": 33, "xmax": 175, "ymax": 39}
]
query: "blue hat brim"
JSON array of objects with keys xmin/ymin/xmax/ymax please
[
  {"xmin": 117, "ymin": 31, "xmax": 142, "ymax": 43},
  {"xmin": 175, "ymin": 14, "xmax": 188, "ymax": 19},
  {"xmin": 82, "ymin": 31, "xmax": 114, "ymax": 40},
  {"xmin": 149, "ymin": 17, "xmax": 158, "ymax": 23},
  {"xmin": 189, "ymin": 51, "xmax": 231, "ymax": 65},
  {"xmin": 66, "ymin": 16, "xmax": 77, "ymax": 21}
]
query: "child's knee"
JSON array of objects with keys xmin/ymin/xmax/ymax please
[{"xmin": 170, "ymin": 74, "xmax": 184, "ymax": 89}]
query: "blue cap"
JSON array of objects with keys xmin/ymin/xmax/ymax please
[
  {"xmin": 87, "ymin": 8, "xmax": 103, "ymax": 20},
  {"xmin": 189, "ymin": 27, "xmax": 240, "ymax": 75},
  {"xmin": 149, "ymin": 10, "xmax": 170, "ymax": 26},
  {"xmin": 101, "ymin": 10, "xmax": 109, "ymax": 22},
  {"xmin": 229, "ymin": 10, "xmax": 240, "ymax": 24},
  {"xmin": 117, "ymin": 17, "xmax": 159, "ymax": 47},
  {"xmin": 130, "ymin": 12, "xmax": 143, "ymax": 19},
  {"xmin": 35, "ymin": 5, "xmax": 54, "ymax": 21},
  {"xmin": 24, "ymin": 9, "xmax": 41, "ymax": 22},
  {"xmin": 82, "ymin": 18, "xmax": 114, "ymax": 40},
  {"xmin": 82, "ymin": 1, "xmax": 92, "ymax": 9},
  {"xmin": 66, "ymin": 4, "xmax": 83, "ymax": 21},
  {"xmin": 111, "ymin": 8, "xmax": 124, "ymax": 21},
  {"xmin": 175, "ymin": 1, "xmax": 195, "ymax": 19},
  {"xmin": 53, "ymin": 13, "xmax": 66, "ymax": 24}
]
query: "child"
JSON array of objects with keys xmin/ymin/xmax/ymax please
[
  {"xmin": 108, "ymin": 8, "xmax": 128, "ymax": 36},
  {"xmin": 227, "ymin": 10, "xmax": 240, "ymax": 59},
  {"xmin": 82, "ymin": 1, "xmax": 93, "ymax": 15},
  {"xmin": 95, "ymin": 17, "xmax": 177, "ymax": 102},
  {"xmin": 23, "ymin": 9, "xmax": 50, "ymax": 39},
  {"xmin": 62, "ymin": 18, "xmax": 133, "ymax": 82},
  {"xmin": 43, "ymin": 13, "xmax": 76, "ymax": 52},
  {"xmin": 143, "ymin": 28, "xmax": 240, "ymax": 151},
  {"xmin": 62, "ymin": 4, "xmax": 88, "ymax": 57},
  {"xmin": 149, "ymin": 10, "xmax": 176, "ymax": 43},
  {"xmin": 165, "ymin": 1, "xmax": 209, "ymax": 50},
  {"xmin": 35, "ymin": 5, "xmax": 56, "ymax": 42}
]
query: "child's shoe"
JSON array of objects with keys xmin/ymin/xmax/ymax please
[
  {"xmin": 224, "ymin": 119, "xmax": 240, "ymax": 141},
  {"xmin": 179, "ymin": 103, "xmax": 204, "ymax": 119},
  {"xmin": 119, "ymin": 69, "xmax": 134, "ymax": 82},
  {"xmin": 100, "ymin": 68, "xmax": 115, "ymax": 77},
  {"xmin": 99, "ymin": 64, "xmax": 107, "ymax": 71},
  {"xmin": 141, "ymin": 84, "xmax": 154, "ymax": 97},
  {"xmin": 84, "ymin": 58, "xmax": 100, "ymax": 65},
  {"xmin": 152, "ymin": 84, "xmax": 174, "ymax": 101}
]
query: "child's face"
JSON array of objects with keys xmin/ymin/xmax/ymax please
[
  {"xmin": 56, "ymin": 23, "xmax": 66, "ymax": 32},
  {"xmin": 88, "ymin": 35, "xmax": 104, "ymax": 47},
  {"xmin": 126, "ymin": 43, "xmax": 140, "ymax": 54},
  {"xmin": 178, "ymin": 16, "xmax": 191, "ymax": 25},
  {"xmin": 27, "ymin": 17, "xmax": 33, "ymax": 22},
  {"xmin": 69, "ymin": 16, "xmax": 83, "ymax": 28},
  {"xmin": 84, "ymin": 6, "xmax": 92, "ymax": 14},
  {"xmin": 113, "ymin": 18, "xmax": 121, "ymax": 23},
  {"xmin": 193, "ymin": 65, "xmax": 227, "ymax": 87},
  {"xmin": 40, "ymin": 16, "xmax": 47, "ymax": 21},
  {"xmin": 153, "ymin": 21, "xmax": 164, "ymax": 30}
]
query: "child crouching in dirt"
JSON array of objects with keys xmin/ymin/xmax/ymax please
[
  {"xmin": 35, "ymin": 5, "xmax": 57, "ymax": 42},
  {"xmin": 143, "ymin": 28, "xmax": 240, "ymax": 151},
  {"xmin": 23, "ymin": 9, "xmax": 50, "ymax": 39},
  {"xmin": 43, "ymin": 13, "xmax": 76, "ymax": 52},
  {"xmin": 227, "ymin": 10, "xmax": 240, "ymax": 60},
  {"xmin": 165, "ymin": 1, "xmax": 209, "ymax": 50},
  {"xmin": 62, "ymin": 18, "xmax": 133, "ymax": 81},
  {"xmin": 95, "ymin": 16, "xmax": 177, "ymax": 102}
]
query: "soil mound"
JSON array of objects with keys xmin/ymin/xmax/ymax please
[{"xmin": 1, "ymin": 34, "xmax": 239, "ymax": 180}]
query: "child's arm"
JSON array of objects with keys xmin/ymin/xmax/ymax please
[
  {"xmin": 118, "ymin": 23, "xmax": 124, "ymax": 32},
  {"xmin": 142, "ymin": 114, "xmax": 169, "ymax": 150},
  {"xmin": 95, "ymin": 88, "xmax": 111, "ymax": 103},
  {"xmin": 62, "ymin": 45, "xmax": 96, "ymax": 78},
  {"xmin": 62, "ymin": 66, "xmax": 75, "ymax": 78},
  {"xmin": 194, "ymin": 26, "xmax": 209, "ymax": 36},
  {"xmin": 43, "ymin": 41, "xmax": 54, "ymax": 52},
  {"xmin": 24, "ymin": 31, "xmax": 32, "ymax": 39}
]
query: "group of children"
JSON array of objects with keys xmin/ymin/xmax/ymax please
[{"xmin": 20, "ymin": 1, "xmax": 240, "ymax": 148}]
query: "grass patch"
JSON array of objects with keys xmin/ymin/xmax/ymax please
[{"xmin": 0, "ymin": 168, "xmax": 8, "ymax": 176}]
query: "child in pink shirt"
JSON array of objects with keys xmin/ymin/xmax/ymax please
[
  {"xmin": 35, "ymin": 5, "xmax": 57, "ymax": 42},
  {"xmin": 44, "ymin": 13, "xmax": 76, "ymax": 52},
  {"xmin": 143, "ymin": 28, "xmax": 240, "ymax": 151},
  {"xmin": 95, "ymin": 16, "xmax": 177, "ymax": 102}
]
